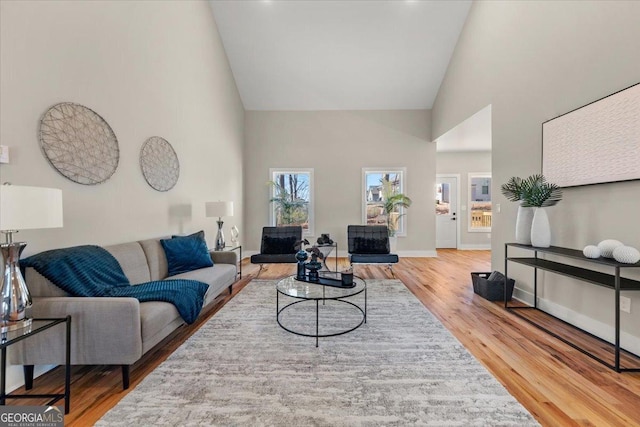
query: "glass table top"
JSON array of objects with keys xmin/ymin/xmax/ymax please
[
  {"xmin": 276, "ymin": 272, "xmax": 366, "ymax": 300},
  {"xmin": 1, "ymin": 318, "xmax": 67, "ymax": 347}
]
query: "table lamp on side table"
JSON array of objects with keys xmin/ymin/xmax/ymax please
[
  {"xmin": 0, "ymin": 184, "xmax": 63, "ymax": 332},
  {"xmin": 205, "ymin": 201, "xmax": 233, "ymax": 251}
]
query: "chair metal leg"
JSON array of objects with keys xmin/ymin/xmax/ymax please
[
  {"xmin": 388, "ymin": 264, "xmax": 395, "ymax": 278},
  {"xmin": 255, "ymin": 264, "xmax": 265, "ymax": 278}
]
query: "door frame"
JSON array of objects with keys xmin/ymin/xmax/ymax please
[{"xmin": 436, "ymin": 174, "xmax": 461, "ymax": 249}]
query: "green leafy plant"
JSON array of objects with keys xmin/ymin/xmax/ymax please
[
  {"xmin": 381, "ymin": 178, "xmax": 412, "ymax": 236},
  {"xmin": 501, "ymin": 174, "xmax": 562, "ymax": 207},
  {"xmin": 524, "ymin": 177, "xmax": 562, "ymax": 207},
  {"xmin": 501, "ymin": 174, "xmax": 538, "ymax": 202}
]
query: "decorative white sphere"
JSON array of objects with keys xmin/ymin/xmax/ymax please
[
  {"xmin": 597, "ymin": 239, "xmax": 624, "ymax": 258},
  {"xmin": 583, "ymin": 245, "xmax": 601, "ymax": 259},
  {"xmin": 613, "ymin": 246, "xmax": 640, "ymax": 264}
]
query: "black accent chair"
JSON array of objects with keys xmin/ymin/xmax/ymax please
[
  {"xmin": 250, "ymin": 226, "xmax": 302, "ymax": 276},
  {"xmin": 347, "ymin": 225, "xmax": 399, "ymax": 277}
]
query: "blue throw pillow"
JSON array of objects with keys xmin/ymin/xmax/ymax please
[{"xmin": 161, "ymin": 231, "xmax": 213, "ymax": 276}]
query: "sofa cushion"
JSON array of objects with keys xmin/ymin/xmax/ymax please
[
  {"xmin": 104, "ymin": 242, "xmax": 151, "ymax": 284},
  {"xmin": 161, "ymin": 231, "xmax": 213, "ymax": 276},
  {"xmin": 25, "ymin": 268, "xmax": 69, "ymax": 298},
  {"xmin": 139, "ymin": 238, "xmax": 170, "ymax": 281},
  {"xmin": 139, "ymin": 301, "xmax": 182, "ymax": 351},
  {"xmin": 168, "ymin": 264, "xmax": 237, "ymax": 307},
  {"xmin": 25, "ymin": 241, "xmax": 150, "ymax": 297}
]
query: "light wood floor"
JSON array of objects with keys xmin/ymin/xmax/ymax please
[{"xmin": 8, "ymin": 250, "xmax": 640, "ymax": 426}]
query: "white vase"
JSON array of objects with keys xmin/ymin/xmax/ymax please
[
  {"xmin": 515, "ymin": 205, "xmax": 534, "ymax": 245},
  {"xmin": 389, "ymin": 236, "xmax": 398, "ymax": 254},
  {"xmin": 530, "ymin": 207, "xmax": 551, "ymax": 248}
]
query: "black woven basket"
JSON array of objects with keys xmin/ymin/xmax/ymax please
[{"xmin": 471, "ymin": 272, "xmax": 515, "ymax": 301}]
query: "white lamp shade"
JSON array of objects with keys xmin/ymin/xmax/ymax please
[
  {"xmin": 205, "ymin": 201, "xmax": 233, "ymax": 218},
  {"xmin": 0, "ymin": 185, "xmax": 63, "ymax": 231}
]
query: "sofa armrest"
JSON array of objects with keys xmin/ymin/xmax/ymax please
[
  {"xmin": 9, "ymin": 297, "xmax": 143, "ymax": 366},
  {"xmin": 210, "ymin": 250, "xmax": 237, "ymax": 266}
]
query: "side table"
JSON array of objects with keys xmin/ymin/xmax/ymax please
[
  {"xmin": 316, "ymin": 243, "xmax": 338, "ymax": 272},
  {"xmin": 1, "ymin": 317, "xmax": 71, "ymax": 414}
]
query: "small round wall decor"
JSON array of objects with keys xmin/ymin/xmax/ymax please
[
  {"xmin": 139, "ymin": 136, "xmax": 180, "ymax": 192},
  {"xmin": 39, "ymin": 102, "xmax": 119, "ymax": 185}
]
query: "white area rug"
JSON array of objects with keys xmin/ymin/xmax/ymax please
[{"xmin": 97, "ymin": 279, "xmax": 538, "ymax": 426}]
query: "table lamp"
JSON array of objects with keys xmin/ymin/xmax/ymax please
[
  {"xmin": 0, "ymin": 184, "xmax": 63, "ymax": 331},
  {"xmin": 205, "ymin": 201, "xmax": 233, "ymax": 251}
]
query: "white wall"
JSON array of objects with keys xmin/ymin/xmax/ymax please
[
  {"xmin": 432, "ymin": 1, "xmax": 640, "ymax": 352},
  {"xmin": 244, "ymin": 110, "xmax": 435, "ymax": 257},
  {"xmin": 0, "ymin": 0, "xmax": 244, "ymax": 391},
  {"xmin": 436, "ymin": 151, "xmax": 492, "ymax": 248}
]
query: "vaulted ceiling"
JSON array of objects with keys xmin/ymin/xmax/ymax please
[{"xmin": 209, "ymin": 1, "xmax": 471, "ymax": 111}]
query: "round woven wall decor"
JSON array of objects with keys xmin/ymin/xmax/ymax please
[
  {"xmin": 39, "ymin": 102, "xmax": 119, "ymax": 185},
  {"xmin": 139, "ymin": 136, "xmax": 180, "ymax": 192}
]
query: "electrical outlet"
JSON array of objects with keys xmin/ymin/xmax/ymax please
[
  {"xmin": 496, "ymin": 203, "xmax": 501, "ymax": 213},
  {"xmin": 621, "ymin": 296, "xmax": 631, "ymax": 313}
]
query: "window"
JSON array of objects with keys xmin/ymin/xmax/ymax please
[
  {"xmin": 436, "ymin": 182, "xmax": 451, "ymax": 215},
  {"xmin": 362, "ymin": 168, "xmax": 407, "ymax": 236},
  {"xmin": 468, "ymin": 173, "xmax": 491, "ymax": 232},
  {"xmin": 269, "ymin": 168, "xmax": 314, "ymax": 236}
]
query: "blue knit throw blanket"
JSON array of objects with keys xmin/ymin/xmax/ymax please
[{"xmin": 21, "ymin": 245, "xmax": 209, "ymax": 324}]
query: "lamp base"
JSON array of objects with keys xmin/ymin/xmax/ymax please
[
  {"xmin": 1, "ymin": 318, "xmax": 32, "ymax": 334},
  {"xmin": 1, "ymin": 241, "xmax": 33, "ymax": 326},
  {"xmin": 215, "ymin": 219, "xmax": 225, "ymax": 251}
]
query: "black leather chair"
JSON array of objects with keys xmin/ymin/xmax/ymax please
[
  {"xmin": 250, "ymin": 226, "xmax": 302, "ymax": 276},
  {"xmin": 347, "ymin": 225, "xmax": 399, "ymax": 277}
]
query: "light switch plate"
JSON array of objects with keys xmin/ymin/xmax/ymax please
[
  {"xmin": 621, "ymin": 296, "xmax": 631, "ymax": 313},
  {"xmin": 0, "ymin": 145, "xmax": 8, "ymax": 163}
]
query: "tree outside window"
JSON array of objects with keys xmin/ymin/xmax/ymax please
[
  {"xmin": 269, "ymin": 169, "xmax": 314, "ymax": 236},
  {"xmin": 362, "ymin": 168, "xmax": 408, "ymax": 236}
]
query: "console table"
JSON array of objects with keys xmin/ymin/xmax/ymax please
[{"xmin": 504, "ymin": 243, "xmax": 640, "ymax": 372}]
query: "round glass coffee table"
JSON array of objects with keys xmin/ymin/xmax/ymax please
[{"xmin": 276, "ymin": 272, "xmax": 366, "ymax": 347}]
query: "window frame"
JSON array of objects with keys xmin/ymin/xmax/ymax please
[
  {"xmin": 362, "ymin": 167, "xmax": 408, "ymax": 237},
  {"xmin": 269, "ymin": 168, "xmax": 314, "ymax": 237},
  {"xmin": 467, "ymin": 172, "xmax": 492, "ymax": 233}
]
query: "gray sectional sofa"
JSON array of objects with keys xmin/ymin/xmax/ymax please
[{"xmin": 10, "ymin": 236, "xmax": 238, "ymax": 389}]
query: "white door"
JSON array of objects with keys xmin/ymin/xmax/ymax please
[{"xmin": 436, "ymin": 176, "xmax": 458, "ymax": 248}]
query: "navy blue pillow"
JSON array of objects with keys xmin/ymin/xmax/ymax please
[{"xmin": 161, "ymin": 231, "xmax": 213, "ymax": 276}]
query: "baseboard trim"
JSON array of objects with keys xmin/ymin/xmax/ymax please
[
  {"xmin": 512, "ymin": 288, "xmax": 640, "ymax": 357},
  {"xmin": 6, "ymin": 364, "xmax": 56, "ymax": 394}
]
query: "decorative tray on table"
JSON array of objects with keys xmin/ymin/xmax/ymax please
[{"xmin": 294, "ymin": 274, "xmax": 355, "ymax": 288}]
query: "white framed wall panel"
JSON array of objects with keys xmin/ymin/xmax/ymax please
[{"xmin": 542, "ymin": 82, "xmax": 640, "ymax": 188}]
